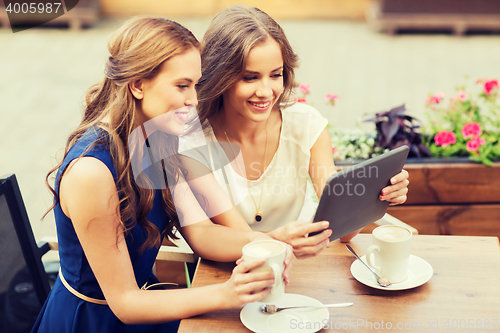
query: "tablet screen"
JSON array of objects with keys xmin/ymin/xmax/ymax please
[{"xmin": 310, "ymin": 145, "xmax": 409, "ymax": 241}]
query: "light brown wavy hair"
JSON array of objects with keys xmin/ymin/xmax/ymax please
[
  {"xmin": 197, "ymin": 5, "xmax": 299, "ymax": 126},
  {"xmin": 45, "ymin": 16, "xmax": 200, "ymax": 251}
]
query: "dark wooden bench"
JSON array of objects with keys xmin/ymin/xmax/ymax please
[
  {"xmin": 0, "ymin": 0, "xmax": 99, "ymax": 31},
  {"xmin": 367, "ymin": 0, "xmax": 500, "ymax": 35}
]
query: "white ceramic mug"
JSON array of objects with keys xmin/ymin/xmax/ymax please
[
  {"xmin": 242, "ymin": 239, "xmax": 286, "ymax": 303},
  {"xmin": 366, "ymin": 225, "xmax": 412, "ymax": 283}
]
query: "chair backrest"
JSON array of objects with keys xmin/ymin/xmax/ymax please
[{"xmin": 0, "ymin": 174, "xmax": 51, "ymax": 306}]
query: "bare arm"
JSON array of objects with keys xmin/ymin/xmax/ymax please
[
  {"xmin": 174, "ymin": 176, "xmax": 266, "ymax": 261},
  {"xmin": 309, "ymin": 128, "xmax": 337, "ymax": 198},
  {"xmin": 180, "ymin": 155, "xmax": 252, "ymax": 231}
]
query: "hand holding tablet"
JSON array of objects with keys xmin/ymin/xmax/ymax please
[{"xmin": 309, "ymin": 146, "xmax": 410, "ymax": 241}]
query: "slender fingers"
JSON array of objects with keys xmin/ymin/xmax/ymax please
[
  {"xmin": 293, "ymin": 236, "xmax": 329, "ymax": 259},
  {"xmin": 382, "ymin": 169, "xmax": 409, "ymax": 197},
  {"xmin": 380, "ymin": 178, "xmax": 409, "ymax": 201},
  {"xmin": 289, "ymin": 221, "xmax": 329, "ymax": 239},
  {"xmin": 390, "ymin": 169, "xmax": 409, "ymax": 185},
  {"xmin": 292, "ymin": 228, "xmax": 331, "ymax": 248},
  {"xmin": 232, "ymin": 258, "xmax": 266, "ymax": 275},
  {"xmin": 381, "ymin": 178, "xmax": 409, "ymax": 196},
  {"xmin": 231, "ymin": 278, "xmax": 273, "ymax": 305},
  {"xmin": 293, "ymin": 233, "xmax": 331, "ymax": 259},
  {"xmin": 284, "ymin": 221, "xmax": 331, "ymax": 258},
  {"xmin": 381, "ymin": 183, "xmax": 409, "ymax": 203},
  {"xmin": 231, "ymin": 259, "xmax": 275, "ymax": 296}
]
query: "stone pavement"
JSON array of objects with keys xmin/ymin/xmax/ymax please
[{"xmin": 1, "ymin": 16, "xmax": 499, "ymax": 242}]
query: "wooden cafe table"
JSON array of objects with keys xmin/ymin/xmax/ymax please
[{"xmin": 178, "ymin": 234, "xmax": 500, "ymax": 332}]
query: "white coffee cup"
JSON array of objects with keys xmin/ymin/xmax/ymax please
[
  {"xmin": 366, "ymin": 225, "xmax": 412, "ymax": 283},
  {"xmin": 242, "ymin": 239, "xmax": 286, "ymax": 303}
]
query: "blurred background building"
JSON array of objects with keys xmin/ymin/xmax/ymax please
[{"xmin": 98, "ymin": 0, "xmax": 371, "ymax": 20}]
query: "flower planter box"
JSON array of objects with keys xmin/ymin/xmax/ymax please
[
  {"xmin": 337, "ymin": 159, "xmax": 500, "ymax": 239},
  {"xmin": 367, "ymin": 0, "xmax": 500, "ymax": 35},
  {"xmin": 387, "ymin": 160, "xmax": 500, "ymax": 239}
]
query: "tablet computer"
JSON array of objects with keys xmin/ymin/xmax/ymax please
[{"xmin": 310, "ymin": 145, "xmax": 409, "ymax": 241}]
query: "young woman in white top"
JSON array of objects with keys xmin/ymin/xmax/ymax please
[{"xmin": 181, "ymin": 6, "xmax": 409, "ymax": 259}]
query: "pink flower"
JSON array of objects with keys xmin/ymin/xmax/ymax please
[
  {"xmin": 298, "ymin": 83, "xmax": 311, "ymax": 94},
  {"xmin": 452, "ymin": 91, "xmax": 467, "ymax": 102},
  {"xmin": 325, "ymin": 93, "xmax": 339, "ymax": 101},
  {"xmin": 476, "ymin": 78, "xmax": 499, "ymax": 95},
  {"xmin": 332, "ymin": 146, "xmax": 341, "ymax": 156},
  {"xmin": 426, "ymin": 92, "xmax": 445, "ymax": 105},
  {"xmin": 297, "ymin": 98, "xmax": 307, "ymax": 103},
  {"xmin": 435, "ymin": 92, "xmax": 445, "ymax": 99},
  {"xmin": 434, "ymin": 130, "xmax": 457, "ymax": 147},
  {"xmin": 325, "ymin": 93, "xmax": 339, "ymax": 106},
  {"xmin": 466, "ymin": 137, "xmax": 486, "ymax": 152},
  {"xmin": 484, "ymin": 79, "xmax": 499, "ymax": 95},
  {"xmin": 461, "ymin": 122, "xmax": 482, "ymax": 139}
]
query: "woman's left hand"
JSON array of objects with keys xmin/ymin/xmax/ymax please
[{"xmin": 380, "ymin": 169, "xmax": 409, "ymax": 206}]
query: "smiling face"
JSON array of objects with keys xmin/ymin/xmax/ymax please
[
  {"xmin": 222, "ymin": 38, "xmax": 284, "ymax": 123},
  {"xmin": 132, "ymin": 47, "xmax": 201, "ymax": 136}
]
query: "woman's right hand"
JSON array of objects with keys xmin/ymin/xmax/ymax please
[
  {"xmin": 221, "ymin": 258, "xmax": 275, "ymax": 309},
  {"xmin": 269, "ymin": 221, "xmax": 331, "ymax": 259}
]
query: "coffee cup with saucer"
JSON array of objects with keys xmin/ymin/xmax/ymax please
[{"xmin": 350, "ymin": 225, "xmax": 433, "ymax": 290}]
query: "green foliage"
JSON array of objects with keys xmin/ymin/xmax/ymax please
[{"xmin": 329, "ymin": 126, "xmax": 387, "ymax": 161}]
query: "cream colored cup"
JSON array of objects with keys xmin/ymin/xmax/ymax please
[
  {"xmin": 242, "ymin": 239, "xmax": 286, "ymax": 303},
  {"xmin": 366, "ymin": 225, "xmax": 412, "ymax": 283}
]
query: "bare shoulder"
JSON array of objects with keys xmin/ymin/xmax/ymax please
[
  {"xmin": 60, "ymin": 156, "xmax": 118, "ymax": 219},
  {"xmin": 310, "ymin": 128, "xmax": 333, "ymax": 156},
  {"xmin": 63, "ymin": 156, "xmax": 115, "ymax": 189}
]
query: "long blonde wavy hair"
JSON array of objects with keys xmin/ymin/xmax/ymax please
[
  {"xmin": 197, "ymin": 5, "xmax": 299, "ymax": 126},
  {"xmin": 46, "ymin": 16, "xmax": 200, "ymax": 251}
]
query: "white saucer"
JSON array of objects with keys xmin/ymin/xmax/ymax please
[
  {"xmin": 350, "ymin": 255, "xmax": 433, "ymax": 291},
  {"xmin": 240, "ymin": 293, "xmax": 330, "ymax": 333}
]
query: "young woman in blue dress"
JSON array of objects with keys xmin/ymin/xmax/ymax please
[
  {"xmin": 32, "ymin": 16, "xmax": 291, "ymax": 333},
  {"xmin": 181, "ymin": 6, "xmax": 410, "ymax": 259}
]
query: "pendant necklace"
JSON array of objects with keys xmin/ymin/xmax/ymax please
[{"xmin": 219, "ymin": 114, "xmax": 268, "ymax": 222}]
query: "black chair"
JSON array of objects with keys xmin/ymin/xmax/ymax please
[
  {"xmin": 0, "ymin": 174, "xmax": 58, "ymax": 333},
  {"xmin": 0, "ymin": 172, "xmax": 198, "ymax": 332}
]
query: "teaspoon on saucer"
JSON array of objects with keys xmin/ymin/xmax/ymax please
[
  {"xmin": 259, "ymin": 302, "xmax": 353, "ymax": 314},
  {"xmin": 345, "ymin": 244, "xmax": 392, "ymax": 287}
]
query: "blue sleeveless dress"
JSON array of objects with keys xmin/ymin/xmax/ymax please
[{"xmin": 31, "ymin": 127, "xmax": 179, "ymax": 332}]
